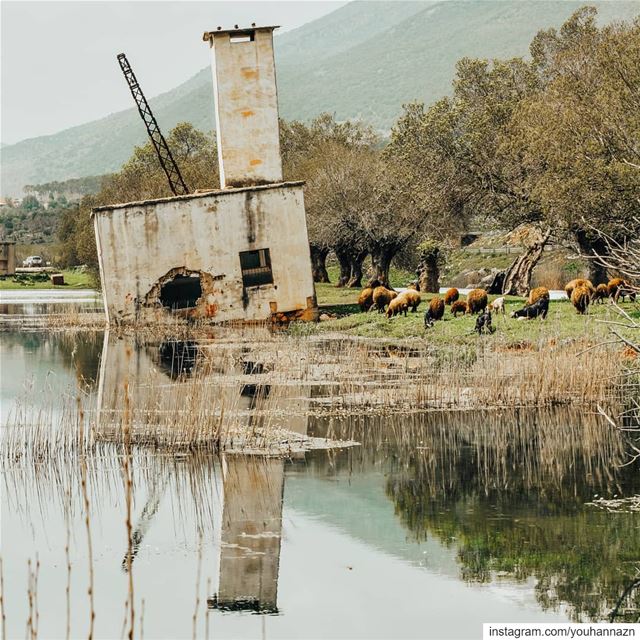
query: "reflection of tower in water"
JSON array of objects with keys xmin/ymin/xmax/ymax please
[
  {"xmin": 209, "ymin": 454, "xmax": 285, "ymax": 613},
  {"xmin": 94, "ymin": 331, "xmax": 309, "ymax": 612}
]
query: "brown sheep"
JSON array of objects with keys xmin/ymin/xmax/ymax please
[
  {"xmin": 450, "ymin": 300, "xmax": 468, "ymax": 317},
  {"xmin": 565, "ymin": 278, "xmax": 594, "ymax": 299},
  {"xmin": 467, "ymin": 288, "xmax": 488, "ymax": 314},
  {"xmin": 386, "ymin": 296, "xmax": 409, "ymax": 318},
  {"xmin": 607, "ymin": 277, "xmax": 636, "ymax": 302},
  {"xmin": 528, "ymin": 287, "xmax": 550, "ymax": 306},
  {"xmin": 429, "ymin": 296, "xmax": 445, "ymax": 320},
  {"xmin": 607, "ymin": 277, "xmax": 625, "ymax": 299},
  {"xmin": 424, "ymin": 296, "xmax": 445, "ymax": 326},
  {"xmin": 358, "ymin": 287, "xmax": 374, "ymax": 312},
  {"xmin": 593, "ymin": 283, "xmax": 608, "ymax": 304},
  {"xmin": 398, "ymin": 290, "xmax": 422, "ymax": 312},
  {"xmin": 444, "ymin": 288, "xmax": 459, "ymax": 306},
  {"xmin": 372, "ymin": 286, "xmax": 398, "ymax": 313},
  {"xmin": 571, "ymin": 285, "xmax": 591, "ymax": 315}
]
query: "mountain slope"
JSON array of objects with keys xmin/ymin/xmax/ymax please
[
  {"xmin": 2, "ymin": 0, "xmax": 639, "ymax": 196},
  {"xmin": 277, "ymin": 0, "xmax": 640, "ymax": 123}
]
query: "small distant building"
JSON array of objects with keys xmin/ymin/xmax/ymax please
[
  {"xmin": 0, "ymin": 241, "xmax": 16, "ymax": 276},
  {"xmin": 92, "ymin": 25, "xmax": 317, "ymax": 324}
]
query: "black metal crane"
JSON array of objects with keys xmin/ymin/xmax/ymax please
[{"xmin": 117, "ymin": 53, "xmax": 189, "ymax": 196}]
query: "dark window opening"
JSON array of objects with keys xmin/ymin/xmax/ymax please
[
  {"xmin": 159, "ymin": 274, "xmax": 202, "ymax": 310},
  {"xmin": 158, "ymin": 340, "xmax": 199, "ymax": 379},
  {"xmin": 240, "ymin": 249, "xmax": 273, "ymax": 288},
  {"xmin": 230, "ymin": 31, "xmax": 255, "ymax": 43},
  {"xmin": 240, "ymin": 383, "xmax": 271, "ymax": 401}
]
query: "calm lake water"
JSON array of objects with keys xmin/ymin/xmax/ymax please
[{"xmin": 2, "ymin": 300, "xmax": 639, "ymax": 639}]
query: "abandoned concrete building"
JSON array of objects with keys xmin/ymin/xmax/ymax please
[
  {"xmin": 92, "ymin": 25, "xmax": 317, "ymax": 324},
  {"xmin": 0, "ymin": 241, "xmax": 16, "ymax": 276}
]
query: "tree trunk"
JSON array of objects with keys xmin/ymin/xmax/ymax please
[
  {"xmin": 369, "ymin": 246, "xmax": 397, "ymax": 288},
  {"xmin": 574, "ymin": 230, "xmax": 609, "ymax": 285},
  {"xmin": 486, "ymin": 271, "xmax": 505, "ymax": 295},
  {"xmin": 502, "ymin": 228, "xmax": 551, "ymax": 296},
  {"xmin": 310, "ymin": 244, "xmax": 330, "ymax": 283},
  {"xmin": 416, "ymin": 254, "xmax": 440, "ymax": 293},
  {"xmin": 346, "ymin": 250, "xmax": 368, "ymax": 288},
  {"xmin": 334, "ymin": 247, "xmax": 351, "ymax": 288}
]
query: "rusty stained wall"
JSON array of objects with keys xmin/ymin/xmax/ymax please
[
  {"xmin": 208, "ymin": 28, "xmax": 283, "ymax": 188},
  {"xmin": 93, "ymin": 184, "xmax": 316, "ymax": 324}
]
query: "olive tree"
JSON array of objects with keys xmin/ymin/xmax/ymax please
[
  {"xmin": 509, "ymin": 9, "xmax": 640, "ymax": 283},
  {"xmin": 280, "ymin": 114, "xmax": 379, "ymax": 286}
]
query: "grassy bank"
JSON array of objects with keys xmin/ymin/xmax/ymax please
[
  {"xmin": 0, "ymin": 269, "xmax": 95, "ymax": 290},
  {"xmin": 312, "ymin": 263, "xmax": 640, "ymax": 345},
  {"xmin": 311, "ymin": 287, "xmax": 639, "ymax": 346}
]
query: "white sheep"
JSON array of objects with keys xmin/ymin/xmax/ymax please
[{"xmin": 490, "ymin": 297, "xmax": 505, "ymax": 314}]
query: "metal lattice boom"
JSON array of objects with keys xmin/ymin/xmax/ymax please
[{"xmin": 117, "ymin": 53, "xmax": 189, "ymax": 196}]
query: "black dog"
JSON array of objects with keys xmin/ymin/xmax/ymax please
[
  {"xmin": 510, "ymin": 297, "xmax": 549, "ymax": 320},
  {"xmin": 475, "ymin": 309, "xmax": 495, "ymax": 335}
]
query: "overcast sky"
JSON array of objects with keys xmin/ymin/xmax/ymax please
[{"xmin": 1, "ymin": 1, "xmax": 345, "ymax": 146}]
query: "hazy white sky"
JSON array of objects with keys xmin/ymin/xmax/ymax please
[{"xmin": 1, "ymin": 1, "xmax": 345, "ymax": 145}]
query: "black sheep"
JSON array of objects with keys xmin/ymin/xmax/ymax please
[
  {"xmin": 510, "ymin": 297, "xmax": 549, "ymax": 320},
  {"xmin": 475, "ymin": 309, "xmax": 495, "ymax": 335},
  {"xmin": 424, "ymin": 310, "xmax": 435, "ymax": 328}
]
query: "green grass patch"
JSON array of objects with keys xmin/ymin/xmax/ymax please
[
  {"xmin": 0, "ymin": 269, "xmax": 95, "ymax": 290},
  {"xmin": 304, "ymin": 291, "xmax": 637, "ymax": 346}
]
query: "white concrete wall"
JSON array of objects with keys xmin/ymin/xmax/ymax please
[
  {"xmin": 216, "ymin": 454, "xmax": 284, "ymax": 612},
  {"xmin": 93, "ymin": 183, "xmax": 316, "ymax": 324},
  {"xmin": 208, "ymin": 28, "xmax": 283, "ymax": 187}
]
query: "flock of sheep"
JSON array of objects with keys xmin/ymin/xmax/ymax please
[{"xmin": 356, "ymin": 276, "xmax": 637, "ymax": 334}]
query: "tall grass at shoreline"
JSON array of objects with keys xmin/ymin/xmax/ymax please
[{"xmin": 1, "ymin": 329, "xmax": 627, "ymax": 471}]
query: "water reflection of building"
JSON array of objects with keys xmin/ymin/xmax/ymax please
[
  {"xmin": 95, "ymin": 331, "xmax": 306, "ymax": 613},
  {"xmin": 210, "ymin": 454, "xmax": 285, "ymax": 613},
  {"xmin": 95, "ymin": 331, "xmax": 310, "ymax": 442}
]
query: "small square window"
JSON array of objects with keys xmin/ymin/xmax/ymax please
[
  {"xmin": 230, "ymin": 31, "xmax": 255, "ymax": 43},
  {"xmin": 240, "ymin": 249, "xmax": 273, "ymax": 288}
]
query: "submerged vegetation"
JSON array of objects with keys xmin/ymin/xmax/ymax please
[{"xmin": 2, "ymin": 324, "xmax": 630, "ymax": 464}]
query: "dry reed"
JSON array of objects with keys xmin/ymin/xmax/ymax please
[
  {"xmin": 1, "ymin": 329, "xmax": 626, "ymax": 474},
  {"xmin": 64, "ymin": 488, "xmax": 72, "ymax": 640},
  {"xmin": 0, "ymin": 557, "xmax": 5, "ymax": 640},
  {"xmin": 26, "ymin": 556, "xmax": 40, "ymax": 640},
  {"xmin": 192, "ymin": 533, "xmax": 203, "ymax": 640}
]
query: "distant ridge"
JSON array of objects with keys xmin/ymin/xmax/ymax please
[{"xmin": 2, "ymin": 0, "xmax": 638, "ymax": 196}]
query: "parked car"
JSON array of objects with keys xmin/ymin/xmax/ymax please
[{"xmin": 22, "ymin": 255, "xmax": 44, "ymax": 268}]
